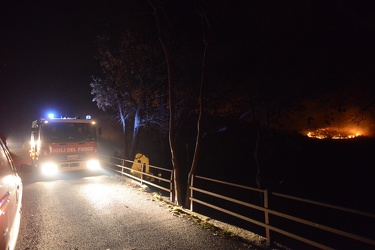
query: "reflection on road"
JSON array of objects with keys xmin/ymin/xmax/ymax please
[{"xmin": 79, "ymin": 176, "xmax": 127, "ymax": 214}]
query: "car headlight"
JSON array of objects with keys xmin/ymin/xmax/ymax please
[
  {"xmin": 41, "ymin": 162, "xmax": 58, "ymax": 175},
  {"xmin": 87, "ymin": 159, "xmax": 100, "ymax": 170}
]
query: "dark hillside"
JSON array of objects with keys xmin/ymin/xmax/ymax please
[{"xmin": 198, "ymin": 127, "xmax": 375, "ymax": 213}]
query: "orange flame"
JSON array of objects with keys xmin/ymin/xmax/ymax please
[{"xmin": 305, "ymin": 127, "xmax": 362, "ymax": 139}]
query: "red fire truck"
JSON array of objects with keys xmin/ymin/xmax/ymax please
[{"xmin": 30, "ymin": 115, "xmax": 100, "ymax": 175}]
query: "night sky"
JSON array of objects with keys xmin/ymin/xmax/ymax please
[
  {"xmin": 1, "ymin": 1, "xmax": 375, "ymax": 142},
  {"xmin": 1, "ymin": 2, "xmax": 108, "ymax": 141}
]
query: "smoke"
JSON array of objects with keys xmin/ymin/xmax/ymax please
[{"xmin": 295, "ymin": 98, "xmax": 375, "ymax": 138}]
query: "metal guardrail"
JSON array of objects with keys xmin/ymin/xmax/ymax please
[
  {"xmin": 99, "ymin": 155, "xmax": 374, "ymax": 248},
  {"xmin": 189, "ymin": 175, "xmax": 375, "ymax": 249},
  {"xmin": 99, "ymin": 155, "xmax": 174, "ymax": 202}
]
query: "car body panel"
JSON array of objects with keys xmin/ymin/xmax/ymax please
[{"xmin": 0, "ymin": 138, "xmax": 22, "ymax": 250}]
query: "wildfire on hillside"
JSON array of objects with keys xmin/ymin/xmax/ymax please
[{"xmin": 305, "ymin": 127, "xmax": 362, "ymax": 139}]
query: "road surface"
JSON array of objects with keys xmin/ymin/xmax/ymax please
[{"xmin": 10, "ymin": 147, "xmax": 254, "ymax": 250}]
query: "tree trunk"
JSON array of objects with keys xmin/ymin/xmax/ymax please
[
  {"xmin": 117, "ymin": 99, "xmax": 128, "ymax": 159},
  {"xmin": 184, "ymin": 22, "xmax": 208, "ymax": 208},
  {"xmin": 129, "ymin": 106, "xmax": 141, "ymax": 162},
  {"xmin": 152, "ymin": 4, "xmax": 183, "ymax": 205}
]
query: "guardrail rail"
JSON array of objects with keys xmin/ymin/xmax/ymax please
[
  {"xmin": 189, "ymin": 175, "xmax": 375, "ymax": 249},
  {"xmin": 99, "ymin": 155, "xmax": 374, "ymax": 249},
  {"xmin": 100, "ymin": 155, "xmax": 174, "ymax": 201}
]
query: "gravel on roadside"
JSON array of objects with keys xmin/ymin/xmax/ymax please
[{"xmin": 111, "ymin": 174, "xmax": 290, "ymax": 250}]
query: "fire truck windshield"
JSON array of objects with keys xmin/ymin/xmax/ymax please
[{"xmin": 42, "ymin": 122, "xmax": 96, "ymax": 143}]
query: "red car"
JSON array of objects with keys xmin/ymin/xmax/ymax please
[{"xmin": 0, "ymin": 138, "xmax": 23, "ymax": 250}]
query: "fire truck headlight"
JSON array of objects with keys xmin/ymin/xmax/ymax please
[
  {"xmin": 41, "ymin": 162, "xmax": 58, "ymax": 175},
  {"xmin": 87, "ymin": 159, "xmax": 100, "ymax": 170}
]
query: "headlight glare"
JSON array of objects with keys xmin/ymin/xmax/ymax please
[
  {"xmin": 41, "ymin": 162, "xmax": 58, "ymax": 175},
  {"xmin": 87, "ymin": 159, "xmax": 100, "ymax": 170}
]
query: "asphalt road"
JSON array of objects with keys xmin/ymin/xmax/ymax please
[{"xmin": 11, "ymin": 148, "xmax": 253, "ymax": 250}]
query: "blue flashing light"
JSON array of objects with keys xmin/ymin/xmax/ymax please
[
  {"xmin": 86, "ymin": 115, "xmax": 92, "ymax": 120},
  {"xmin": 48, "ymin": 113, "xmax": 55, "ymax": 119}
]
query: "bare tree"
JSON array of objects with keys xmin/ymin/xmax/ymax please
[
  {"xmin": 91, "ymin": 31, "xmax": 166, "ymax": 161},
  {"xmin": 150, "ymin": 1, "xmax": 184, "ymax": 205},
  {"xmin": 184, "ymin": 6, "xmax": 210, "ymax": 208}
]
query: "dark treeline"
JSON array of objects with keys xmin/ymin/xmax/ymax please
[{"xmin": 91, "ymin": 1, "xmax": 375, "ymax": 208}]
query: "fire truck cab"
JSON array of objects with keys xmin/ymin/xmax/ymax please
[{"xmin": 30, "ymin": 115, "xmax": 100, "ymax": 175}]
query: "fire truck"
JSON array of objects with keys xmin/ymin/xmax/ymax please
[{"xmin": 30, "ymin": 115, "xmax": 100, "ymax": 175}]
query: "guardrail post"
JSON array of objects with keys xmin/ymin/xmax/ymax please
[
  {"xmin": 264, "ymin": 189, "xmax": 271, "ymax": 245},
  {"xmin": 121, "ymin": 159, "xmax": 125, "ymax": 175},
  {"xmin": 190, "ymin": 175, "xmax": 194, "ymax": 211},
  {"xmin": 170, "ymin": 171, "xmax": 175, "ymax": 203},
  {"xmin": 141, "ymin": 163, "xmax": 145, "ymax": 185}
]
